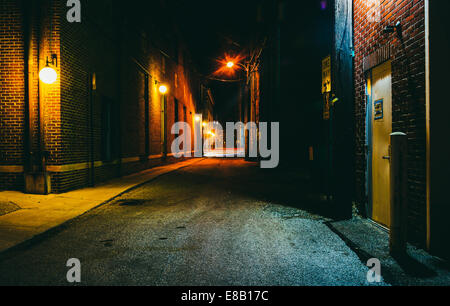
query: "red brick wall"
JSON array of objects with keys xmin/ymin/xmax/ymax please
[
  {"xmin": 354, "ymin": 0, "xmax": 427, "ymax": 246},
  {"xmin": 1, "ymin": 0, "xmax": 200, "ymax": 193},
  {"xmin": 0, "ymin": 0, "xmax": 25, "ymax": 189},
  {"xmin": 40, "ymin": 0, "xmax": 62, "ymax": 167},
  {"xmin": 53, "ymin": 0, "xmax": 199, "ymax": 192},
  {"xmin": 0, "ymin": 0, "xmax": 47, "ymax": 190}
]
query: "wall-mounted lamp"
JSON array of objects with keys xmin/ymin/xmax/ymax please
[
  {"xmin": 155, "ymin": 80, "xmax": 168, "ymax": 95},
  {"xmin": 39, "ymin": 54, "xmax": 58, "ymax": 84},
  {"xmin": 383, "ymin": 21, "xmax": 402, "ymax": 36},
  {"xmin": 159, "ymin": 85, "xmax": 168, "ymax": 95}
]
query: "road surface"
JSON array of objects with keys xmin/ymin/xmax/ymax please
[{"xmin": 0, "ymin": 159, "xmax": 385, "ymax": 286}]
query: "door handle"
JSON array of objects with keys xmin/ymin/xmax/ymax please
[{"xmin": 383, "ymin": 156, "xmax": 391, "ymax": 160}]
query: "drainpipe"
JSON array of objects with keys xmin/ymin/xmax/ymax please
[
  {"xmin": 22, "ymin": 0, "xmax": 50, "ymax": 194},
  {"xmin": 22, "ymin": 0, "xmax": 33, "ymax": 173},
  {"xmin": 116, "ymin": 12, "xmax": 123, "ymax": 177},
  {"xmin": 38, "ymin": 2, "xmax": 47, "ymax": 189},
  {"xmin": 88, "ymin": 73, "xmax": 95, "ymax": 187}
]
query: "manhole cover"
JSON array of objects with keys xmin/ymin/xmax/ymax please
[
  {"xmin": 117, "ymin": 199, "xmax": 147, "ymax": 207},
  {"xmin": 100, "ymin": 239, "xmax": 114, "ymax": 247},
  {"xmin": 0, "ymin": 201, "xmax": 21, "ymax": 217}
]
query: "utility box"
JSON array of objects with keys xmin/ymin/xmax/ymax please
[{"xmin": 25, "ymin": 172, "xmax": 51, "ymax": 195}]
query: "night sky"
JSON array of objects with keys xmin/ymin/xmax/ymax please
[{"xmin": 170, "ymin": 0, "xmax": 333, "ymax": 125}]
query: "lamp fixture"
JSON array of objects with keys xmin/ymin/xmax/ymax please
[
  {"xmin": 39, "ymin": 54, "xmax": 58, "ymax": 84},
  {"xmin": 383, "ymin": 21, "xmax": 402, "ymax": 35},
  {"xmin": 159, "ymin": 84, "xmax": 168, "ymax": 94},
  {"xmin": 155, "ymin": 80, "xmax": 168, "ymax": 95}
]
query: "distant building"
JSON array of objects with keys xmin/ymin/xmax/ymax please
[
  {"xmin": 0, "ymin": 0, "xmax": 206, "ymax": 194},
  {"xmin": 199, "ymin": 85, "xmax": 215, "ymax": 124}
]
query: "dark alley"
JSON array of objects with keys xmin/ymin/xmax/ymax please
[
  {"xmin": 0, "ymin": 159, "xmax": 387, "ymax": 286},
  {"xmin": 1, "ymin": 0, "xmax": 450, "ymax": 295}
]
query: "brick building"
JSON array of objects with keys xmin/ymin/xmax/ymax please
[
  {"xmin": 0, "ymin": 0, "xmax": 206, "ymax": 194},
  {"xmin": 353, "ymin": 0, "xmax": 449, "ymax": 258},
  {"xmin": 200, "ymin": 85, "xmax": 215, "ymax": 124}
]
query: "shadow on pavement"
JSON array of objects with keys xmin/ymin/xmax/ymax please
[
  {"xmin": 190, "ymin": 158, "xmax": 337, "ymax": 220},
  {"xmin": 392, "ymin": 252, "xmax": 437, "ymax": 278}
]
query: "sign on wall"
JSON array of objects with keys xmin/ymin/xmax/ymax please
[
  {"xmin": 322, "ymin": 55, "xmax": 331, "ymax": 94},
  {"xmin": 374, "ymin": 99, "xmax": 384, "ymax": 120}
]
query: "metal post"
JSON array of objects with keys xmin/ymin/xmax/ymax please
[{"xmin": 390, "ymin": 132, "xmax": 408, "ymax": 256}]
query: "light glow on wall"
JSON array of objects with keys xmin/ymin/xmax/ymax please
[
  {"xmin": 39, "ymin": 67, "xmax": 57, "ymax": 84},
  {"xmin": 159, "ymin": 85, "xmax": 168, "ymax": 94}
]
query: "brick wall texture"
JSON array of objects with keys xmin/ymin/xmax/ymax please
[
  {"xmin": 354, "ymin": 0, "xmax": 427, "ymax": 246},
  {"xmin": 0, "ymin": 0, "xmax": 25, "ymax": 189},
  {"xmin": 1, "ymin": 0, "xmax": 200, "ymax": 193}
]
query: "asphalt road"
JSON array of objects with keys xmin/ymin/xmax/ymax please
[{"xmin": 0, "ymin": 159, "xmax": 385, "ymax": 286}]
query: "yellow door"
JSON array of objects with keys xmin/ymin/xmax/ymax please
[{"xmin": 371, "ymin": 61, "xmax": 392, "ymax": 228}]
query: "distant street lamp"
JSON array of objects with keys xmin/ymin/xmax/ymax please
[
  {"xmin": 159, "ymin": 84, "xmax": 168, "ymax": 95},
  {"xmin": 225, "ymin": 60, "xmax": 249, "ymax": 73},
  {"xmin": 220, "ymin": 42, "xmax": 266, "ymax": 78},
  {"xmin": 223, "ymin": 57, "xmax": 254, "ymax": 86}
]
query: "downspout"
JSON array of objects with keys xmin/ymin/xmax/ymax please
[
  {"xmin": 116, "ymin": 11, "xmax": 123, "ymax": 177},
  {"xmin": 38, "ymin": 1, "xmax": 46, "ymax": 190},
  {"xmin": 88, "ymin": 73, "xmax": 95, "ymax": 187},
  {"xmin": 424, "ymin": 0, "xmax": 431, "ymax": 251},
  {"xmin": 22, "ymin": 0, "xmax": 33, "ymax": 173},
  {"xmin": 145, "ymin": 74, "xmax": 150, "ymax": 157}
]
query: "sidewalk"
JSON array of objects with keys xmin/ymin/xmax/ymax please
[
  {"xmin": 0, "ymin": 158, "xmax": 204, "ymax": 254},
  {"xmin": 327, "ymin": 217, "xmax": 450, "ymax": 286}
]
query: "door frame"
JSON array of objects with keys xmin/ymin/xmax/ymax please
[
  {"xmin": 366, "ymin": 60, "xmax": 392, "ymax": 228},
  {"xmin": 365, "ymin": 70, "xmax": 374, "ymax": 219}
]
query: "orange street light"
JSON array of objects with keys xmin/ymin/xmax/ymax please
[{"xmin": 213, "ymin": 54, "xmax": 247, "ymax": 77}]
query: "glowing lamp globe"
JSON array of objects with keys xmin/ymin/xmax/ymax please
[
  {"xmin": 159, "ymin": 85, "xmax": 168, "ymax": 94},
  {"xmin": 227, "ymin": 62, "xmax": 235, "ymax": 68},
  {"xmin": 39, "ymin": 67, "xmax": 57, "ymax": 84}
]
